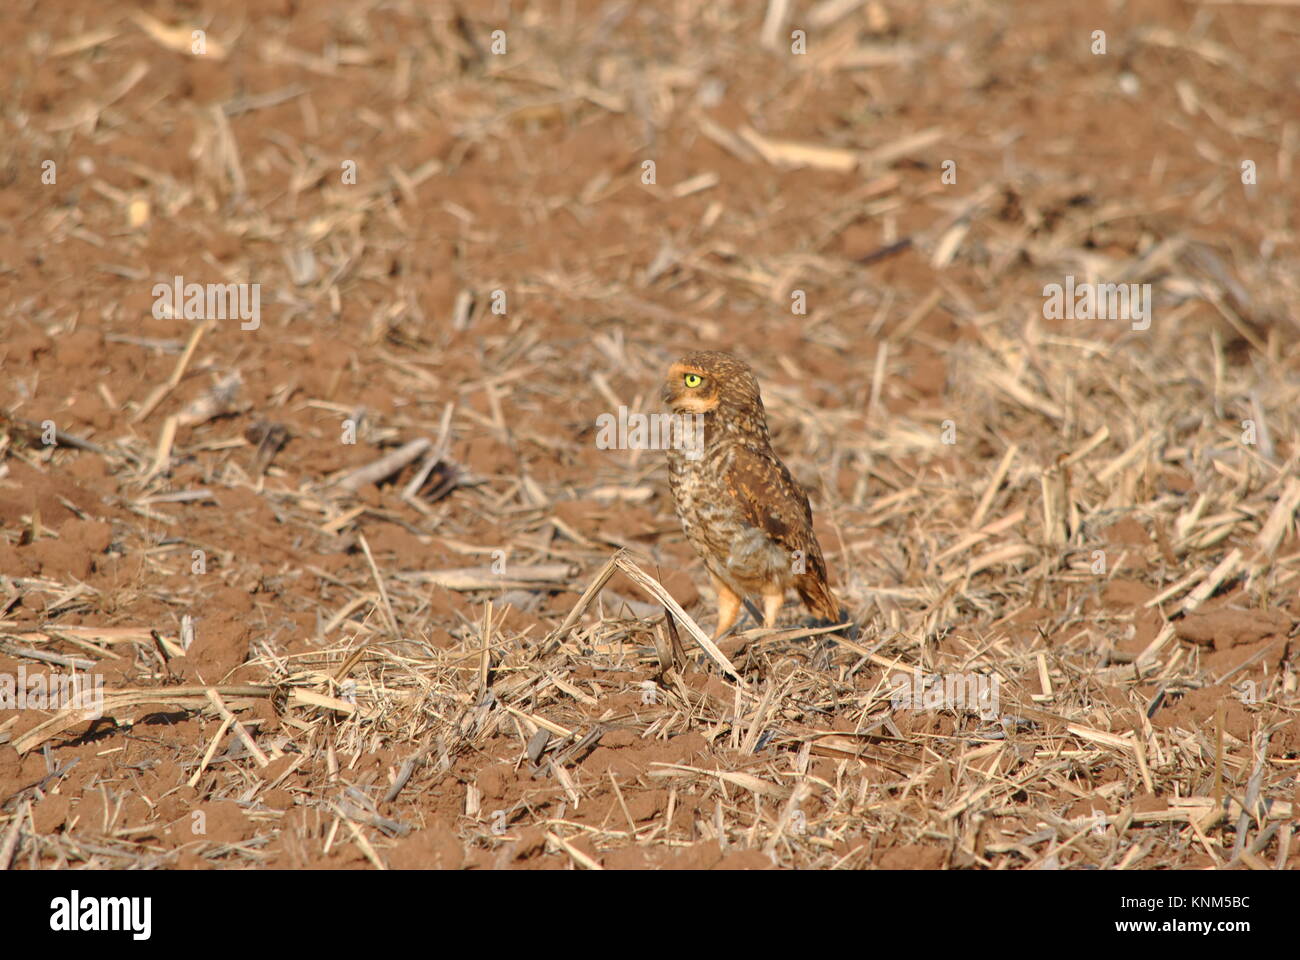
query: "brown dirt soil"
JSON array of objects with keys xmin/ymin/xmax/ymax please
[{"xmin": 1, "ymin": 0, "xmax": 1298, "ymax": 870}]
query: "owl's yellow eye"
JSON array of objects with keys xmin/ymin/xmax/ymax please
[{"xmin": 683, "ymin": 373, "xmax": 702, "ymax": 388}]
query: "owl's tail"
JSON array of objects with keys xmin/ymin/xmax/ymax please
[{"xmin": 796, "ymin": 575, "xmax": 848, "ymax": 628}]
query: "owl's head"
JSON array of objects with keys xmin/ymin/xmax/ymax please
[{"xmin": 662, "ymin": 350, "xmax": 763, "ymax": 416}]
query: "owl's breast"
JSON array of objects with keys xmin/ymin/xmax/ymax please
[{"xmin": 668, "ymin": 446, "xmax": 759, "ymax": 578}]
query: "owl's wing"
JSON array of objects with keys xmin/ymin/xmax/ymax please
[{"xmin": 724, "ymin": 445, "xmax": 827, "ymax": 578}]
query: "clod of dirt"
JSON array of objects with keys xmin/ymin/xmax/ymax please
[{"xmin": 1174, "ymin": 609, "xmax": 1291, "ymax": 649}]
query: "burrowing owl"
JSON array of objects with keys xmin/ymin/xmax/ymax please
[{"xmin": 662, "ymin": 350, "xmax": 845, "ymax": 639}]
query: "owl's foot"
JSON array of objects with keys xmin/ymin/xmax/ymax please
[
  {"xmin": 710, "ymin": 577, "xmax": 743, "ymax": 640},
  {"xmin": 761, "ymin": 588, "xmax": 785, "ymax": 629}
]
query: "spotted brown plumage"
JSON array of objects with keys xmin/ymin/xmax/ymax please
[{"xmin": 662, "ymin": 350, "xmax": 845, "ymax": 639}]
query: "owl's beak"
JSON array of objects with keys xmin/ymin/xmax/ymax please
[{"xmin": 661, "ymin": 380, "xmax": 677, "ymax": 408}]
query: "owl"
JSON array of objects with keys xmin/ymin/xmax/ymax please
[{"xmin": 662, "ymin": 350, "xmax": 846, "ymax": 639}]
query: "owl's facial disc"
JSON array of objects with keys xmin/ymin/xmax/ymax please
[{"xmin": 664, "ymin": 362, "xmax": 720, "ymax": 413}]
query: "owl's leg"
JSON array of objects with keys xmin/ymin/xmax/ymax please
[
  {"xmin": 762, "ymin": 588, "xmax": 785, "ymax": 629},
  {"xmin": 709, "ymin": 573, "xmax": 742, "ymax": 640}
]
